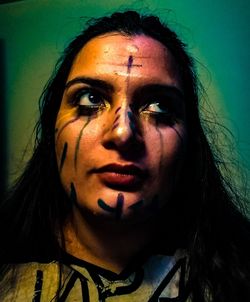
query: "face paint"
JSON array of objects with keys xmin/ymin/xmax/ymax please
[
  {"xmin": 70, "ymin": 182, "xmax": 77, "ymax": 204},
  {"xmin": 59, "ymin": 142, "xmax": 68, "ymax": 173},
  {"xmin": 98, "ymin": 193, "xmax": 124, "ymax": 220},
  {"xmin": 111, "ymin": 107, "xmax": 121, "ymax": 131},
  {"xmin": 128, "ymin": 199, "xmax": 144, "ymax": 211},
  {"xmin": 127, "ymin": 111, "xmax": 137, "ymax": 135},
  {"xmin": 55, "ymin": 33, "xmax": 187, "ymax": 222},
  {"xmin": 56, "ymin": 117, "xmax": 79, "ymax": 143},
  {"xmin": 127, "ymin": 55, "xmax": 134, "ymax": 74},
  {"xmin": 74, "ymin": 118, "xmax": 91, "ymax": 170}
]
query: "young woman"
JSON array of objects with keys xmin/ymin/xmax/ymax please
[{"xmin": 0, "ymin": 10, "xmax": 249, "ymax": 302}]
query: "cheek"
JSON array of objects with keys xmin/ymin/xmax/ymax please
[
  {"xmin": 55, "ymin": 118, "xmax": 103, "ymax": 178},
  {"xmin": 147, "ymin": 125, "xmax": 187, "ymax": 181}
]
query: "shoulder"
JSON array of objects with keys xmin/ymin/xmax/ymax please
[{"xmin": 0, "ymin": 262, "xmax": 71, "ymax": 301}]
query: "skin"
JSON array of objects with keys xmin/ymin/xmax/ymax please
[{"xmin": 55, "ymin": 33, "xmax": 187, "ymax": 271}]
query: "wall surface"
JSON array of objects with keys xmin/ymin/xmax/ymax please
[{"xmin": 0, "ymin": 0, "xmax": 249, "ymax": 198}]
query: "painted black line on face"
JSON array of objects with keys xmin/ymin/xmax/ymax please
[
  {"xmin": 125, "ymin": 55, "xmax": 134, "ymax": 91},
  {"xmin": 56, "ymin": 117, "xmax": 79, "ymax": 143},
  {"xmin": 170, "ymin": 125, "xmax": 186, "ymax": 147},
  {"xmin": 97, "ymin": 192, "xmax": 124, "ymax": 220},
  {"xmin": 111, "ymin": 106, "xmax": 121, "ymax": 131},
  {"xmin": 74, "ymin": 118, "xmax": 91, "ymax": 170},
  {"xmin": 127, "ymin": 55, "xmax": 133, "ymax": 74},
  {"xmin": 115, "ymin": 106, "xmax": 121, "ymax": 114},
  {"xmin": 128, "ymin": 199, "xmax": 144, "ymax": 211},
  {"xmin": 70, "ymin": 182, "xmax": 77, "ymax": 205},
  {"xmin": 59, "ymin": 142, "xmax": 68, "ymax": 173},
  {"xmin": 127, "ymin": 111, "xmax": 137, "ymax": 136},
  {"xmin": 111, "ymin": 115, "xmax": 120, "ymax": 131},
  {"xmin": 154, "ymin": 125, "xmax": 164, "ymax": 175}
]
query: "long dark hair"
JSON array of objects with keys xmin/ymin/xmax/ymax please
[{"xmin": 0, "ymin": 10, "xmax": 249, "ymax": 301}]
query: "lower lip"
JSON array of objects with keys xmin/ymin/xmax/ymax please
[{"xmin": 97, "ymin": 172, "xmax": 143, "ymax": 189}]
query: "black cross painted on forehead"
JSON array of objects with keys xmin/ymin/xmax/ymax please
[{"xmin": 126, "ymin": 55, "xmax": 142, "ymax": 73}]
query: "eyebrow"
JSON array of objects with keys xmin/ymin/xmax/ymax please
[
  {"xmin": 65, "ymin": 76, "xmax": 114, "ymax": 92},
  {"xmin": 65, "ymin": 77, "xmax": 184, "ymax": 103}
]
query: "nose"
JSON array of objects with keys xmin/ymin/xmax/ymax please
[{"xmin": 102, "ymin": 105, "xmax": 144, "ymax": 155}]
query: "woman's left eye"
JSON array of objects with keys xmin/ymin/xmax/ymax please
[{"xmin": 142, "ymin": 102, "xmax": 170, "ymax": 114}]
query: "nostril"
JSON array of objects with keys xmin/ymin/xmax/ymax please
[
  {"xmin": 103, "ymin": 135, "xmax": 145, "ymax": 160},
  {"xmin": 102, "ymin": 106, "xmax": 145, "ymax": 157}
]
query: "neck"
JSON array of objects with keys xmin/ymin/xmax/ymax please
[{"xmin": 63, "ymin": 206, "xmax": 162, "ymax": 273}]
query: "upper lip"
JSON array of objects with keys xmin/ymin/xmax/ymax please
[{"xmin": 93, "ymin": 163, "xmax": 148, "ymax": 178}]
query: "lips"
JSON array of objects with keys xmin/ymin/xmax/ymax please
[{"xmin": 93, "ymin": 163, "xmax": 148, "ymax": 191}]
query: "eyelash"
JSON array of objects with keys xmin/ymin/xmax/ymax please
[
  {"xmin": 72, "ymin": 88, "xmax": 107, "ymax": 115},
  {"xmin": 141, "ymin": 101, "xmax": 176, "ymax": 124},
  {"xmin": 71, "ymin": 88, "xmax": 177, "ymax": 124}
]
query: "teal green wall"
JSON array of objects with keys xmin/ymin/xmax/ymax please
[{"xmin": 0, "ymin": 0, "xmax": 249, "ymax": 196}]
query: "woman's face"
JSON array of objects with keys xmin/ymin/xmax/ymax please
[{"xmin": 55, "ymin": 33, "xmax": 187, "ymax": 222}]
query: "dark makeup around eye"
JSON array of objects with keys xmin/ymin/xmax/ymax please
[
  {"xmin": 132, "ymin": 84, "xmax": 185, "ymax": 119},
  {"xmin": 64, "ymin": 78, "xmax": 185, "ymax": 120}
]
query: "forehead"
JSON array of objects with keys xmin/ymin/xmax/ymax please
[{"xmin": 68, "ymin": 33, "xmax": 180, "ymax": 84}]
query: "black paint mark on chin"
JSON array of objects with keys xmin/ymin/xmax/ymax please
[
  {"xmin": 116, "ymin": 193, "xmax": 124, "ymax": 220},
  {"xmin": 59, "ymin": 142, "xmax": 68, "ymax": 173},
  {"xmin": 129, "ymin": 199, "xmax": 144, "ymax": 211},
  {"xmin": 74, "ymin": 118, "xmax": 91, "ymax": 170},
  {"xmin": 97, "ymin": 199, "xmax": 114, "ymax": 213},
  {"xmin": 98, "ymin": 193, "xmax": 124, "ymax": 220},
  {"xmin": 70, "ymin": 182, "xmax": 77, "ymax": 205}
]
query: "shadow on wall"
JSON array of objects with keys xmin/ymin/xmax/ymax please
[{"xmin": 0, "ymin": 39, "xmax": 7, "ymax": 199}]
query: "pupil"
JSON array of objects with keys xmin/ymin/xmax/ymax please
[{"xmin": 89, "ymin": 93, "xmax": 100, "ymax": 104}]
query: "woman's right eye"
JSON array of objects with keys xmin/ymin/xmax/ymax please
[
  {"xmin": 73, "ymin": 89, "xmax": 107, "ymax": 115},
  {"xmin": 77, "ymin": 90, "xmax": 105, "ymax": 107}
]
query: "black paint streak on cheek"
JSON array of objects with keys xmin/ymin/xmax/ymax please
[
  {"xmin": 74, "ymin": 118, "xmax": 91, "ymax": 170},
  {"xmin": 128, "ymin": 199, "xmax": 144, "ymax": 212},
  {"xmin": 155, "ymin": 124, "xmax": 164, "ymax": 173},
  {"xmin": 170, "ymin": 126, "xmax": 185, "ymax": 147},
  {"xmin": 59, "ymin": 142, "xmax": 68, "ymax": 173},
  {"xmin": 56, "ymin": 117, "xmax": 79, "ymax": 143},
  {"xmin": 70, "ymin": 182, "xmax": 77, "ymax": 205}
]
